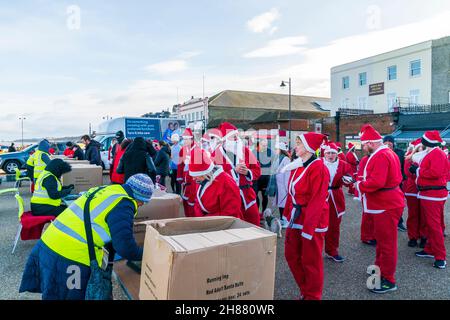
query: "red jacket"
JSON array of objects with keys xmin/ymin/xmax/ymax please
[
  {"xmin": 63, "ymin": 148, "xmax": 74, "ymax": 158},
  {"xmin": 111, "ymin": 144, "xmax": 126, "ymax": 184},
  {"xmin": 356, "ymin": 146, "xmax": 405, "ymax": 214},
  {"xmin": 338, "ymin": 152, "xmax": 346, "ymax": 162},
  {"xmin": 416, "ymin": 147, "xmax": 449, "ymax": 202},
  {"xmin": 177, "ymin": 143, "xmax": 198, "ymax": 205},
  {"xmin": 284, "ymin": 157, "xmax": 330, "ymax": 240},
  {"xmin": 403, "ymin": 157, "xmax": 418, "ymax": 197},
  {"xmin": 324, "ymin": 159, "xmax": 352, "ymax": 217},
  {"xmin": 345, "ymin": 151, "xmax": 359, "ymax": 175},
  {"xmin": 211, "ymin": 145, "xmax": 261, "ymax": 210},
  {"xmin": 194, "ymin": 168, "xmax": 244, "ymax": 219}
]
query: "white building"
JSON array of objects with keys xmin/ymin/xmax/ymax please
[
  {"xmin": 330, "ymin": 36, "xmax": 450, "ymax": 116},
  {"xmin": 177, "ymin": 96, "xmax": 208, "ymax": 130}
]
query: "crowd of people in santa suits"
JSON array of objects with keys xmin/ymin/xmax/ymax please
[{"xmin": 174, "ymin": 121, "xmax": 449, "ymax": 300}]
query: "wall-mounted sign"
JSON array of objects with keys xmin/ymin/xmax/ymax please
[
  {"xmin": 314, "ymin": 123, "xmax": 322, "ymax": 133},
  {"xmin": 369, "ymin": 82, "xmax": 385, "ymax": 96}
]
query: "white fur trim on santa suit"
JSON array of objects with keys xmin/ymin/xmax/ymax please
[
  {"xmin": 299, "ymin": 134, "xmax": 315, "ymax": 154},
  {"xmin": 189, "ymin": 161, "xmax": 215, "ymax": 177},
  {"xmin": 196, "ymin": 166, "xmax": 224, "ymax": 213},
  {"xmin": 223, "ymin": 129, "xmax": 239, "ymax": 141},
  {"xmin": 360, "ymin": 145, "xmax": 389, "ymax": 214},
  {"xmin": 422, "ymin": 134, "xmax": 443, "ymax": 145},
  {"xmin": 281, "ymin": 158, "xmax": 303, "ymax": 173}
]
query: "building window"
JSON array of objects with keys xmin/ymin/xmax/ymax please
[
  {"xmin": 410, "ymin": 60, "xmax": 421, "ymax": 77},
  {"xmin": 358, "ymin": 97, "xmax": 368, "ymax": 110},
  {"xmin": 387, "ymin": 93, "xmax": 397, "ymax": 112},
  {"xmin": 342, "ymin": 76, "xmax": 350, "ymax": 89},
  {"xmin": 410, "ymin": 89, "xmax": 420, "ymax": 105},
  {"xmin": 387, "ymin": 65, "xmax": 397, "ymax": 81},
  {"xmin": 359, "ymin": 72, "xmax": 367, "ymax": 86},
  {"xmin": 200, "ymin": 111, "xmax": 204, "ymax": 119}
]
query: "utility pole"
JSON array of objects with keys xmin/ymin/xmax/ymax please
[{"xmin": 19, "ymin": 116, "xmax": 26, "ymax": 147}]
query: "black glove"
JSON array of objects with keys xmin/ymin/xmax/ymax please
[{"xmin": 409, "ymin": 164, "xmax": 418, "ymax": 175}]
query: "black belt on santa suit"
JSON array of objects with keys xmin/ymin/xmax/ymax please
[
  {"xmin": 417, "ymin": 185, "xmax": 447, "ymax": 191},
  {"xmin": 239, "ymin": 185, "xmax": 252, "ymax": 190},
  {"xmin": 328, "ymin": 186, "xmax": 340, "ymax": 190}
]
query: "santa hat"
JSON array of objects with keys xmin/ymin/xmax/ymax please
[
  {"xmin": 207, "ymin": 128, "xmax": 223, "ymax": 140},
  {"xmin": 189, "ymin": 147, "xmax": 215, "ymax": 177},
  {"xmin": 359, "ymin": 124, "xmax": 383, "ymax": 144},
  {"xmin": 182, "ymin": 128, "xmax": 194, "ymax": 139},
  {"xmin": 409, "ymin": 138, "xmax": 422, "ymax": 148},
  {"xmin": 422, "ymin": 130, "xmax": 445, "ymax": 148},
  {"xmin": 298, "ymin": 132, "xmax": 327, "ymax": 154},
  {"xmin": 347, "ymin": 142, "xmax": 355, "ymax": 151},
  {"xmin": 323, "ymin": 142, "xmax": 339, "ymax": 154},
  {"xmin": 219, "ymin": 122, "xmax": 239, "ymax": 140},
  {"xmin": 201, "ymin": 132, "xmax": 210, "ymax": 142}
]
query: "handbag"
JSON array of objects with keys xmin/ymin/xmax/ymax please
[{"xmin": 83, "ymin": 187, "xmax": 114, "ymax": 300}]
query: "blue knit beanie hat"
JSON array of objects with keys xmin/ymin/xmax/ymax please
[{"xmin": 125, "ymin": 174, "xmax": 154, "ymax": 203}]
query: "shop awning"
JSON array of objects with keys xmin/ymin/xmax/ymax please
[{"xmin": 392, "ymin": 130, "xmax": 427, "ymax": 142}]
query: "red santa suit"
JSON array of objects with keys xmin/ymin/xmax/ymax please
[
  {"xmin": 346, "ymin": 143, "xmax": 359, "ymax": 195},
  {"xmin": 356, "ymin": 155, "xmax": 375, "ymax": 242},
  {"xmin": 111, "ymin": 143, "xmax": 126, "ymax": 184},
  {"xmin": 177, "ymin": 128, "xmax": 198, "ymax": 217},
  {"xmin": 283, "ymin": 132, "xmax": 330, "ymax": 300},
  {"xmin": 211, "ymin": 123, "xmax": 261, "ymax": 226},
  {"xmin": 414, "ymin": 131, "xmax": 449, "ymax": 261},
  {"xmin": 404, "ymin": 138, "xmax": 425, "ymax": 241},
  {"xmin": 323, "ymin": 143, "xmax": 353, "ymax": 257},
  {"xmin": 189, "ymin": 149, "xmax": 244, "ymax": 219},
  {"xmin": 355, "ymin": 125, "xmax": 405, "ymax": 284}
]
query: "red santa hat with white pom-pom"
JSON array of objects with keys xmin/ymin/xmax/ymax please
[
  {"xmin": 359, "ymin": 124, "xmax": 383, "ymax": 144},
  {"xmin": 189, "ymin": 147, "xmax": 215, "ymax": 177}
]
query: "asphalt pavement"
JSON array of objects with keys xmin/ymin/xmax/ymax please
[{"xmin": 0, "ymin": 177, "xmax": 449, "ymax": 300}]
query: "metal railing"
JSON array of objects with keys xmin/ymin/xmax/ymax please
[
  {"xmin": 337, "ymin": 108, "xmax": 374, "ymax": 116},
  {"xmin": 394, "ymin": 103, "xmax": 450, "ymax": 114}
]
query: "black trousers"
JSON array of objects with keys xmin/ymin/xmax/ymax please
[
  {"xmin": 170, "ymin": 169, "xmax": 181, "ymax": 194},
  {"xmin": 31, "ymin": 203, "xmax": 67, "ymax": 217},
  {"xmin": 253, "ymin": 175, "xmax": 270, "ymax": 212}
]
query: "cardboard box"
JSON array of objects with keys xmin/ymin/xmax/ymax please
[
  {"xmin": 134, "ymin": 190, "xmax": 182, "ymax": 246},
  {"xmin": 61, "ymin": 164, "xmax": 103, "ymax": 194},
  {"xmin": 65, "ymin": 160, "xmax": 90, "ymax": 165},
  {"xmin": 139, "ymin": 217, "xmax": 277, "ymax": 300}
]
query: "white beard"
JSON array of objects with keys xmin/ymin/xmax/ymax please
[
  {"xmin": 412, "ymin": 149, "xmax": 428, "ymax": 164},
  {"xmin": 224, "ymin": 139, "xmax": 244, "ymax": 162},
  {"xmin": 324, "ymin": 159, "xmax": 339, "ymax": 184}
]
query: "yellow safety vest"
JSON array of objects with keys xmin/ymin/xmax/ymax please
[
  {"xmin": 41, "ymin": 185, "xmax": 138, "ymax": 267},
  {"xmin": 31, "ymin": 170, "xmax": 62, "ymax": 207},
  {"xmin": 26, "ymin": 150, "xmax": 49, "ymax": 179}
]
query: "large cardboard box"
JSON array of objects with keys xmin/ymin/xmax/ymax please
[
  {"xmin": 51, "ymin": 155, "xmax": 90, "ymax": 165},
  {"xmin": 139, "ymin": 217, "xmax": 277, "ymax": 300},
  {"xmin": 66, "ymin": 160, "xmax": 91, "ymax": 165},
  {"xmin": 61, "ymin": 164, "xmax": 103, "ymax": 194},
  {"xmin": 134, "ymin": 190, "xmax": 182, "ymax": 246}
]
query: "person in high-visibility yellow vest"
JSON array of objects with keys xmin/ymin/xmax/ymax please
[
  {"xmin": 31, "ymin": 159, "xmax": 74, "ymax": 217},
  {"xmin": 26, "ymin": 139, "xmax": 51, "ymax": 181},
  {"xmin": 20, "ymin": 173, "xmax": 155, "ymax": 300}
]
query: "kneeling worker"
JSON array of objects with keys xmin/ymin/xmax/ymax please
[
  {"xmin": 31, "ymin": 159, "xmax": 74, "ymax": 217},
  {"xmin": 20, "ymin": 173, "xmax": 154, "ymax": 300}
]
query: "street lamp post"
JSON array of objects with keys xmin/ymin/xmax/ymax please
[
  {"xmin": 19, "ymin": 116, "xmax": 26, "ymax": 148},
  {"xmin": 280, "ymin": 78, "xmax": 292, "ymax": 150}
]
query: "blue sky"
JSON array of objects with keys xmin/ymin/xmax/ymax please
[{"xmin": 1, "ymin": 0, "xmax": 450, "ymax": 140}]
